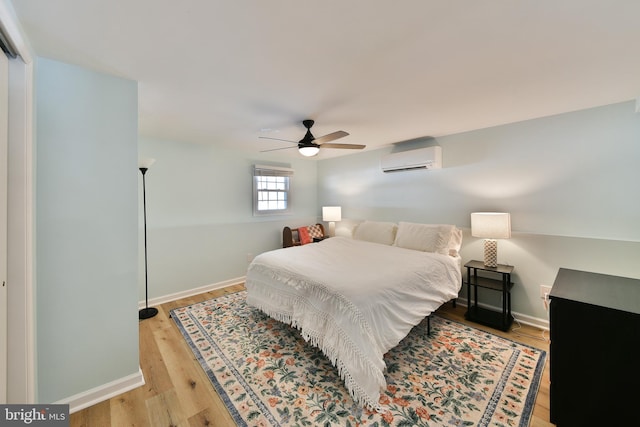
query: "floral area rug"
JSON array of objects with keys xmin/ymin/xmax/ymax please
[{"xmin": 171, "ymin": 291, "xmax": 546, "ymax": 427}]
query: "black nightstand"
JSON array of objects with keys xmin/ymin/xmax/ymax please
[{"xmin": 464, "ymin": 260, "xmax": 514, "ymax": 331}]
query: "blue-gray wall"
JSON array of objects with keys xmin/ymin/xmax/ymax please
[
  {"xmin": 35, "ymin": 57, "xmax": 139, "ymax": 403},
  {"xmin": 318, "ymin": 101, "xmax": 640, "ymax": 323}
]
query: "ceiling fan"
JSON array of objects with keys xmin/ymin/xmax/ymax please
[{"xmin": 259, "ymin": 119, "xmax": 365, "ymax": 157}]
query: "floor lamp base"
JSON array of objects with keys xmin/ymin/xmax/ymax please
[{"xmin": 139, "ymin": 307, "xmax": 158, "ymax": 320}]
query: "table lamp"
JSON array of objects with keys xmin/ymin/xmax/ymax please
[
  {"xmin": 471, "ymin": 212, "xmax": 511, "ymax": 268},
  {"xmin": 322, "ymin": 206, "xmax": 342, "ymax": 237}
]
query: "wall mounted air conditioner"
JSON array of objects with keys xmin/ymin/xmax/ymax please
[{"xmin": 380, "ymin": 146, "xmax": 442, "ymax": 172}]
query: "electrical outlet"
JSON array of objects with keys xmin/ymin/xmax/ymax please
[
  {"xmin": 540, "ymin": 285, "xmax": 552, "ymax": 299},
  {"xmin": 247, "ymin": 253, "xmax": 254, "ymax": 262},
  {"xmin": 540, "ymin": 285, "xmax": 552, "ymax": 311}
]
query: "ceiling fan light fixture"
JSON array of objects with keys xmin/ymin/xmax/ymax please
[
  {"xmin": 298, "ymin": 145, "xmax": 320, "ymax": 157},
  {"xmin": 259, "ymin": 119, "xmax": 360, "ymax": 156}
]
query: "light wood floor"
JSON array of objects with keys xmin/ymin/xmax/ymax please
[{"xmin": 70, "ymin": 284, "xmax": 554, "ymax": 427}]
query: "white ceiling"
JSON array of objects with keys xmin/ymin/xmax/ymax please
[{"xmin": 12, "ymin": 0, "xmax": 640, "ymax": 159}]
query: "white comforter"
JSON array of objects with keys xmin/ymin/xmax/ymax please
[{"xmin": 245, "ymin": 236, "xmax": 462, "ymax": 410}]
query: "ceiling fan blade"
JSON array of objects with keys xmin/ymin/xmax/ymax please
[
  {"xmin": 314, "ymin": 130, "xmax": 349, "ymax": 144},
  {"xmin": 320, "ymin": 143, "xmax": 366, "ymax": 150},
  {"xmin": 260, "ymin": 146, "xmax": 297, "ymax": 153},
  {"xmin": 258, "ymin": 136, "xmax": 297, "ymax": 144}
]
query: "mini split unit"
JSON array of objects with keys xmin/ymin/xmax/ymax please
[{"xmin": 380, "ymin": 146, "xmax": 442, "ymax": 172}]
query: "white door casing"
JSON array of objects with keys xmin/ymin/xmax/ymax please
[
  {"xmin": 0, "ymin": 48, "xmax": 8, "ymax": 403},
  {"xmin": 1, "ymin": 0, "xmax": 36, "ymax": 403}
]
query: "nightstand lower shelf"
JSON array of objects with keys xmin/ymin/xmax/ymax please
[{"xmin": 465, "ymin": 306, "xmax": 513, "ymax": 332}]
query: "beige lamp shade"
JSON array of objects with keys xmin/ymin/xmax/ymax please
[
  {"xmin": 322, "ymin": 206, "xmax": 342, "ymax": 222},
  {"xmin": 471, "ymin": 212, "xmax": 511, "ymax": 239}
]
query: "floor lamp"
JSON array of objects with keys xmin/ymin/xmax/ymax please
[{"xmin": 139, "ymin": 158, "xmax": 158, "ymax": 320}]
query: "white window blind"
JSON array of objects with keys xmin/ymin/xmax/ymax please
[{"xmin": 253, "ymin": 165, "xmax": 294, "ymax": 215}]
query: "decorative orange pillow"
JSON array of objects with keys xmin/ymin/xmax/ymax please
[{"xmin": 298, "ymin": 226, "xmax": 312, "ymax": 245}]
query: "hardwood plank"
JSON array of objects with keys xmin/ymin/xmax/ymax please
[
  {"xmin": 109, "ymin": 384, "xmax": 151, "ymax": 427},
  {"xmin": 145, "ymin": 389, "xmax": 187, "ymax": 427},
  {"xmin": 153, "ymin": 325, "xmax": 219, "ymax": 418},
  {"xmin": 188, "ymin": 406, "xmax": 235, "ymax": 427},
  {"xmin": 69, "ymin": 399, "xmax": 110, "ymax": 427},
  {"xmin": 138, "ymin": 313, "xmax": 173, "ymax": 398}
]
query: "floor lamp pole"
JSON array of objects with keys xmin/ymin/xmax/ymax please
[{"xmin": 139, "ymin": 166, "xmax": 158, "ymax": 320}]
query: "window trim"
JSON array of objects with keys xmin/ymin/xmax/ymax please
[{"xmin": 252, "ymin": 165, "xmax": 294, "ymax": 216}]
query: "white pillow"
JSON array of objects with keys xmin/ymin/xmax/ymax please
[
  {"xmin": 393, "ymin": 222, "xmax": 458, "ymax": 255},
  {"xmin": 352, "ymin": 221, "xmax": 398, "ymax": 245},
  {"xmin": 448, "ymin": 227, "xmax": 463, "ymax": 257}
]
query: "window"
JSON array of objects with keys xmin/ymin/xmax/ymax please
[{"xmin": 253, "ymin": 165, "xmax": 294, "ymax": 215}]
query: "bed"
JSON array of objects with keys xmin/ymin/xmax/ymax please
[{"xmin": 245, "ymin": 221, "xmax": 463, "ymax": 410}]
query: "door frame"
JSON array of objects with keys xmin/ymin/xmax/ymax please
[
  {"xmin": 0, "ymin": 34, "xmax": 8, "ymax": 405},
  {"xmin": 0, "ymin": 1, "xmax": 35, "ymax": 404}
]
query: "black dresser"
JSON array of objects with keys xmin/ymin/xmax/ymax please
[{"xmin": 549, "ymin": 268, "xmax": 640, "ymax": 426}]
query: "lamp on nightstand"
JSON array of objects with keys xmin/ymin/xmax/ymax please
[
  {"xmin": 471, "ymin": 212, "xmax": 511, "ymax": 268},
  {"xmin": 322, "ymin": 206, "xmax": 342, "ymax": 237}
]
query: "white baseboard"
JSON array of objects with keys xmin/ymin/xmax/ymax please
[
  {"xmin": 512, "ymin": 309, "xmax": 550, "ymax": 331},
  {"xmin": 455, "ymin": 298, "xmax": 549, "ymax": 331},
  {"xmin": 57, "ymin": 367, "xmax": 145, "ymax": 414},
  {"xmin": 138, "ymin": 276, "xmax": 246, "ymax": 309}
]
